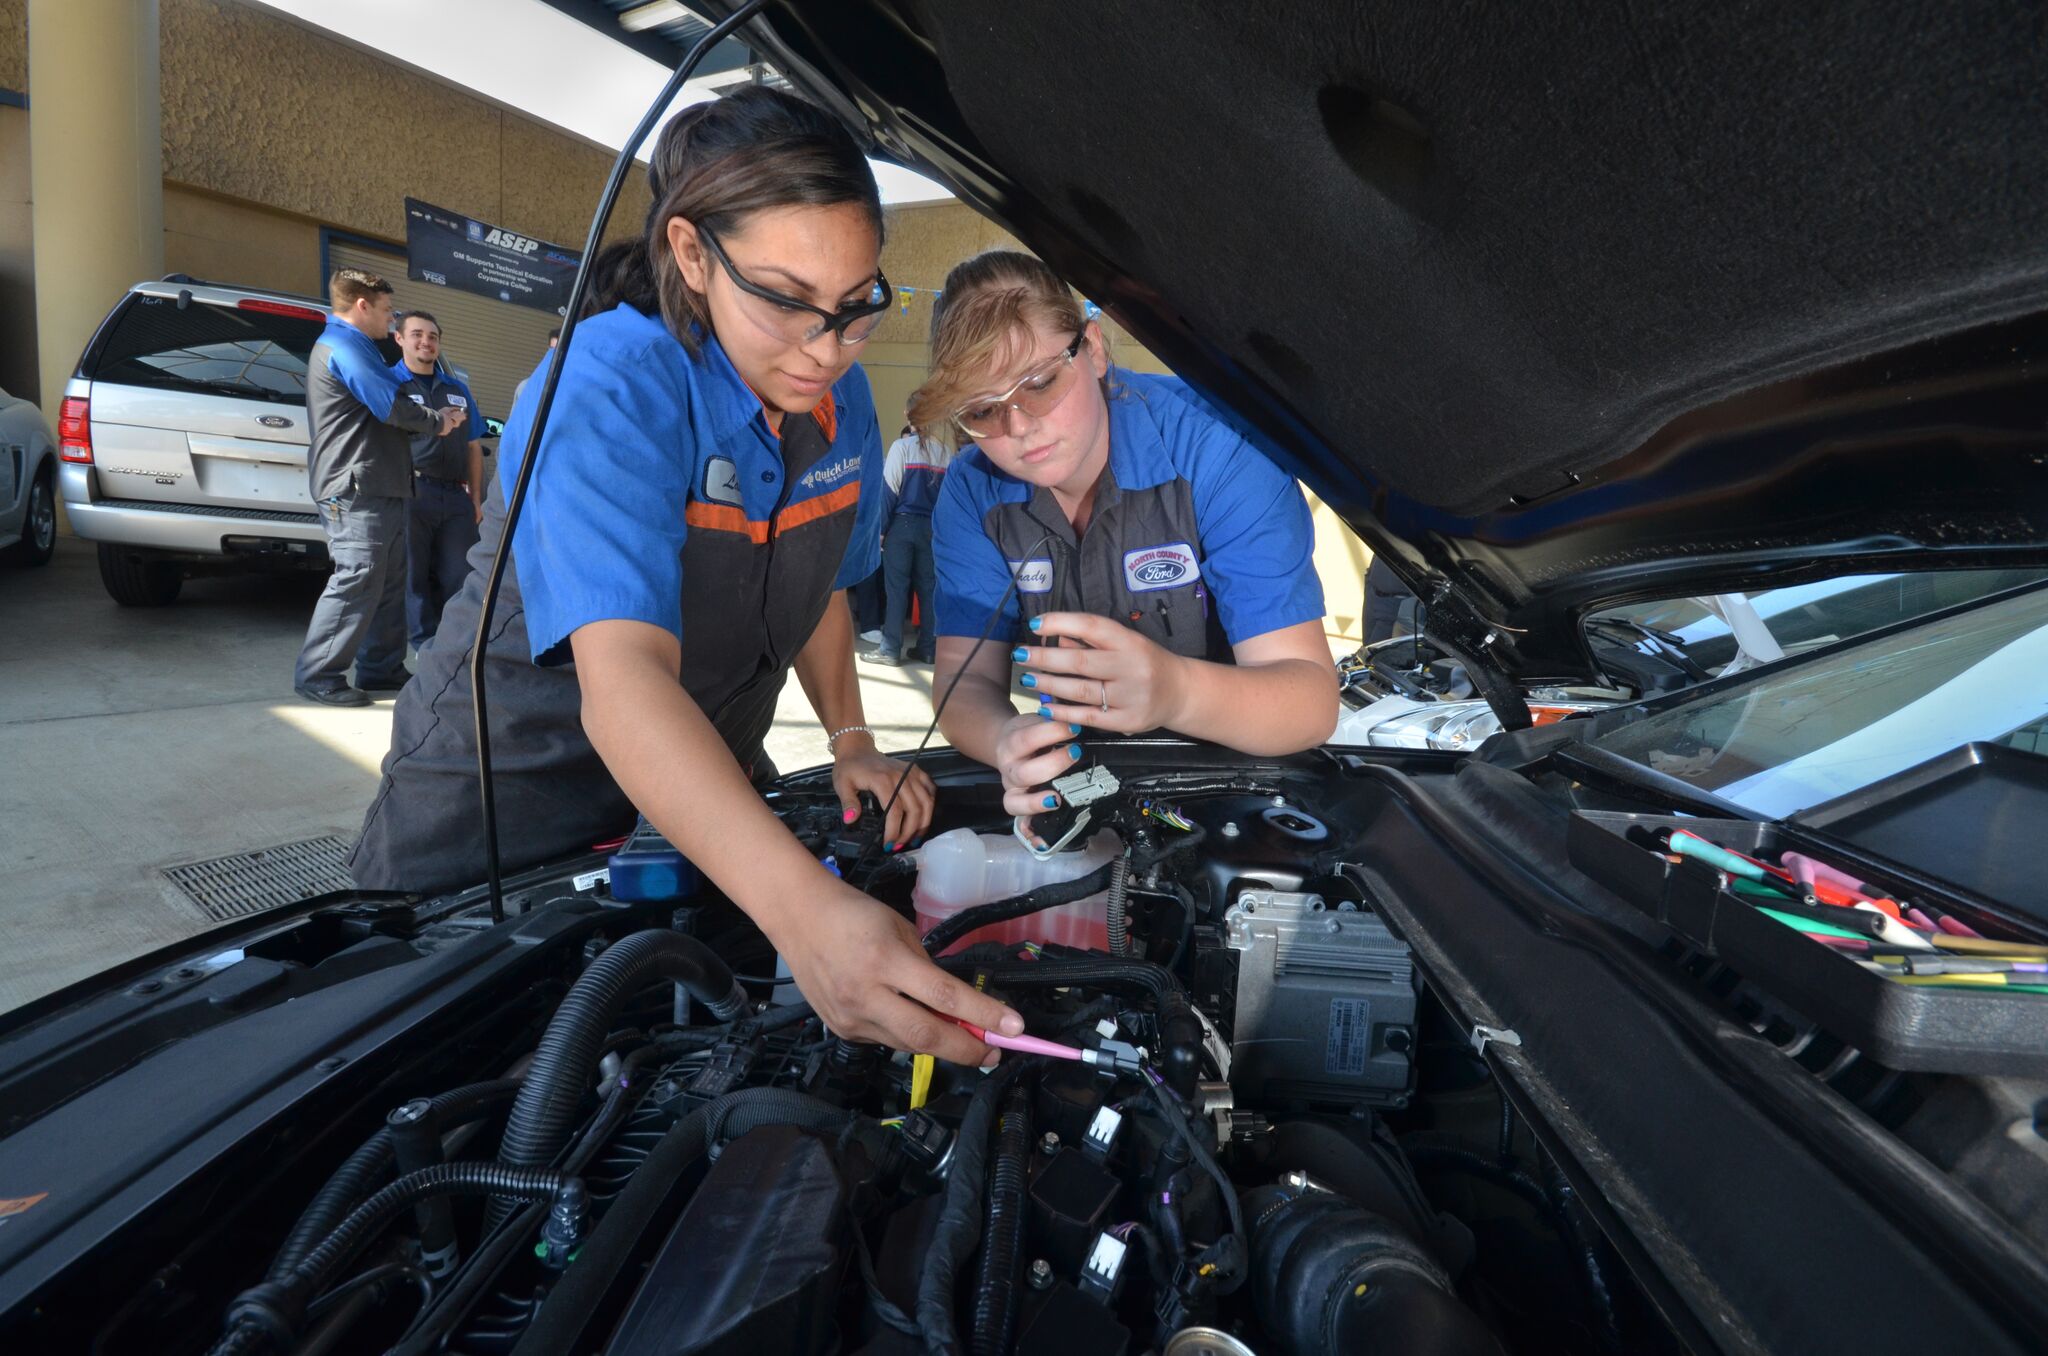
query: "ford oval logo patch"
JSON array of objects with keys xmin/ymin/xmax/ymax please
[
  {"xmin": 1123, "ymin": 543, "xmax": 1201, "ymax": 592},
  {"xmin": 258, "ymin": 415, "xmax": 294, "ymax": 428}
]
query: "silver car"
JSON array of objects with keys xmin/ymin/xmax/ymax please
[
  {"xmin": 59, "ymin": 277, "xmax": 341, "ymax": 606},
  {"xmin": 0, "ymin": 386, "xmax": 58, "ymax": 570}
]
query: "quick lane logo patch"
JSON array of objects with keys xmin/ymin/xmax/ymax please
[
  {"xmin": 1123, "ymin": 542, "xmax": 1200, "ymax": 592},
  {"xmin": 702, "ymin": 457, "xmax": 744, "ymax": 507},
  {"xmin": 1009, "ymin": 558, "xmax": 1054, "ymax": 594},
  {"xmin": 799, "ymin": 455, "xmax": 861, "ymax": 490}
]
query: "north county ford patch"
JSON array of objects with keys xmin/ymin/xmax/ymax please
[
  {"xmin": 1008, "ymin": 558, "xmax": 1054, "ymax": 594},
  {"xmin": 1123, "ymin": 543, "xmax": 1200, "ymax": 591}
]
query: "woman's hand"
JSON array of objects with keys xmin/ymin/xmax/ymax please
[
  {"xmin": 765, "ymin": 883, "xmax": 1025, "ymax": 1064},
  {"xmin": 1015, "ymin": 612, "xmax": 1192, "ymax": 734},
  {"xmin": 993, "ymin": 710, "xmax": 1086, "ymax": 818},
  {"xmin": 832, "ymin": 735, "xmax": 934, "ymax": 849}
]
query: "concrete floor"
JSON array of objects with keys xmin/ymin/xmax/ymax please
[{"xmin": 0, "ymin": 540, "xmax": 948, "ymax": 1016}]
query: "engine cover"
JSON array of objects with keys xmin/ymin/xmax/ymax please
[
  {"xmin": 1225, "ymin": 889, "xmax": 1418, "ymax": 1107},
  {"xmin": 606, "ymin": 1124, "xmax": 849, "ymax": 1355}
]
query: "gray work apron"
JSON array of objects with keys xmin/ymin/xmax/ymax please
[
  {"xmin": 983, "ymin": 475, "xmax": 1234, "ymax": 662},
  {"xmin": 348, "ymin": 408, "xmax": 852, "ymax": 895}
]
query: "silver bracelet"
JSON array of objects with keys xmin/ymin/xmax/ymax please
[{"xmin": 826, "ymin": 724, "xmax": 873, "ymax": 753}]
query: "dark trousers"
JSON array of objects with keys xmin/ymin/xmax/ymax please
[
  {"xmin": 407, "ymin": 477, "xmax": 481, "ymax": 649},
  {"xmin": 881, "ymin": 512, "xmax": 936, "ymax": 658},
  {"xmin": 296, "ymin": 491, "xmax": 408, "ymax": 689},
  {"xmin": 850, "ymin": 564, "xmax": 886, "ymax": 635}
]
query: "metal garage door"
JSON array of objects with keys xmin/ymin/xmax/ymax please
[{"xmin": 328, "ymin": 237, "xmax": 557, "ymax": 425}]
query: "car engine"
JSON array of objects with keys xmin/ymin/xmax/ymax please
[{"xmin": 30, "ymin": 768, "xmax": 1669, "ymax": 1356}]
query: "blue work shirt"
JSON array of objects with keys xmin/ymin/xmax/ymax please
[
  {"xmin": 931, "ymin": 369, "xmax": 1324, "ymax": 659},
  {"xmin": 499, "ymin": 302, "xmax": 885, "ymax": 671},
  {"xmin": 390, "ymin": 359, "xmax": 484, "ymax": 481}
]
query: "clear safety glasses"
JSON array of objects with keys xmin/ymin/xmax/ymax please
[{"xmin": 953, "ymin": 332, "xmax": 1088, "ymax": 441}]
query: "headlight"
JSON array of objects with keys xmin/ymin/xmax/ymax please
[{"xmin": 1362, "ymin": 700, "xmax": 1602, "ymax": 751}]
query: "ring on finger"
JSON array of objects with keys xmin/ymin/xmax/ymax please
[{"xmin": 1098, "ymin": 680, "xmax": 1109, "ymax": 710}]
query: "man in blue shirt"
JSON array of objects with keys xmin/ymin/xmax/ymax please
[
  {"xmin": 293, "ymin": 269, "xmax": 465, "ymax": 706},
  {"xmin": 391, "ymin": 310, "xmax": 487, "ymax": 651}
]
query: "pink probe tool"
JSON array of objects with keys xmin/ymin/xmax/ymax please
[{"xmin": 952, "ymin": 1020, "xmax": 1142, "ymax": 1069}]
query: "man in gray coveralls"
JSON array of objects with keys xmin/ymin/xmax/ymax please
[{"xmin": 293, "ymin": 268, "xmax": 465, "ymax": 706}]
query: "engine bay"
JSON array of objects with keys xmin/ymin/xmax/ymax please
[{"xmin": 5, "ymin": 749, "xmax": 2046, "ymax": 1355}]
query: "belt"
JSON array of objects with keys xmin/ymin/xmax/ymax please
[{"xmin": 417, "ymin": 474, "xmax": 466, "ymax": 488}]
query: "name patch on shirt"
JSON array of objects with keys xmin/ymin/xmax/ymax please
[
  {"xmin": 445, "ymin": 394, "xmax": 468, "ymax": 408},
  {"xmin": 407, "ymin": 392, "xmax": 428, "ymax": 405},
  {"xmin": 702, "ymin": 456, "xmax": 744, "ymax": 507},
  {"xmin": 1124, "ymin": 542, "xmax": 1200, "ymax": 592},
  {"xmin": 1008, "ymin": 558, "xmax": 1054, "ymax": 594}
]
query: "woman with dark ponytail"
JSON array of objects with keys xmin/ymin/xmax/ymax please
[{"xmin": 350, "ymin": 88, "xmax": 1022, "ymax": 1066}]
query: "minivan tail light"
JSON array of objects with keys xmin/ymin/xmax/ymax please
[
  {"xmin": 58, "ymin": 396, "xmax": 93, "ymax": 464},
  {"xmin": 237, "ymin": 298, "xmax": 326, "ymax": 323}
]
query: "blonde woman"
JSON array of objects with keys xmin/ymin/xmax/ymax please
[{"xmin": 910, "ymin": 251, "xmax": 1338, "ymax": 819}]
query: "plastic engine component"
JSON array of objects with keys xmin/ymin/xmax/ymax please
[
  {"xmin": 605, "ymin": 1125, "xmax": 848, "ymax": 1355},
  {"xmin": 1242, "ymin": 1182, "xmax": 1503, "ymax": 1356},
  {"xmin": 1225, "ymin": 889, "xmax": 1418, "ymax": 1106},
  {"xmin": 608, "ymin": 817, "xmax": 700, "ymax": 902},
  {"xmin": 1017, "ymin": 1280, "xmax": 1131, "ymax": 1356},
  {"xmin": 1029, "ymin": 1148, "xmax": 1122, "ymax": 1273}
]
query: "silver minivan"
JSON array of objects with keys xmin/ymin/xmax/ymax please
[{"xmin": 60, "ymin": 277, "xmax": 341, "ymax": 605}]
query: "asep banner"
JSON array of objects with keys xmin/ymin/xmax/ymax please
[{"xmin": 403, "ymin": 198, "xmax": 580, "ymax": 316}]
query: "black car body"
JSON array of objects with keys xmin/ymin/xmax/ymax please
[{"xmin": 3, "ymin": 4, "xmax": 2047, "ymax": 1354}]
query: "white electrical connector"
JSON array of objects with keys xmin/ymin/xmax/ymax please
[
  {"xmin": 1080, "ymin": 1231, "xmax": 1128, "ymax": 1300},
  {"xmin": 1084, "ymin": 1106, "xmax": 1122, "ymax": 1158},
  {"xmin": 1051, "ymin": 765, "xmax": 1121, "ymax": 807}
]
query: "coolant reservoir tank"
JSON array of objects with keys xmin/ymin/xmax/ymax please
[{"xmin": 912, "ymin": 828, "xmax": 1120, "ymax": 955}]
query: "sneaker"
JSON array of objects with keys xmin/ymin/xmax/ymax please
[
  {"xmin": 296, "ymin": 682, "xmax": 371, "ymax": 707},
  {"xmin": 355, "ymin": 671, "xmax": 410, "ymax": 694},
  {"xmin": 859, "ymin": 629, "xmax": 885, "ymax": 646},
  {"xmin": 911, "ymin": 647, "xmax": 936, "ymax": 665},
  {"xmin": 859, "ymin": 646, "xmax": 902, "ymax": 668}
]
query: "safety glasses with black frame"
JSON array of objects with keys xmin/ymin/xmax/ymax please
[
  {"xmin": 953, "ymin": 330, "xmax": 1089, "ymax": 441},
  {"xmin": 697, "ymin": 224, "xmax": 893, "ymax": 346}
]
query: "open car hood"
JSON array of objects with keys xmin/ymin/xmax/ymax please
[{"xmin": 704, "ymin": 0, "xmax": 2048, "ymax": 691}]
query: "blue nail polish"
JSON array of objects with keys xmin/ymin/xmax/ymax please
[
  {"xmin": 1069, "ymin": 723, "xmax": 1082, "ymax": 735},
  {"xmin": 1011, "ymin": 647, "xmax": 1029, "ymax": 662},
  {"xmin": 1020, "ymin": 673, "xmax": 1037, "ymax": 688},
  {"xmin": 1038, "ymin": 692, "xmax": 1052, "ymax": 705},
  {"xmin": 1042, "ymin": 795, "xmax": 1059, "ymax": 809},
  {"xmin": 886, "ymin": 842, "xmax": 898, "ymax": 853},
  {"xmin": 1068, "ymin": 744, "xmax": 1082, "ymax": 760},
  {"xmin": 1039, "ymin": 709, "xmax": 1054, "ymax": 720},
  {"xmin": 1028, "ymin": 616, "xmax": 1043, "ymax": 632}
]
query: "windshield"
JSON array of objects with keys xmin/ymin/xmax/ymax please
[
  {"xmin": 1586, "ymin": 569, "xmax": 2048, "ymax": 691},
  {"xmin": 1592, "ymin": 582, "xmax": 2048, "ymax": 818}
]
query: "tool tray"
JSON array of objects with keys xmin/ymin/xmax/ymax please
[{"xmin": 1567, "ymin": 810, "xmax": 2048, "ymax": 1074}]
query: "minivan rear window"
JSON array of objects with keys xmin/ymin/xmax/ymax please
[{"xmin": 90, "ymin": 295, "xmax": 328, "ymax": 405}]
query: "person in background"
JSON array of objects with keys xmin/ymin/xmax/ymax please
[
  {"xmin": 295, "ymin": 268, "xmax": 465, "ymax": 706},
  {"xmin": 850, "ymin": 561, "xmax": 887, "ymax": 651},
  {"xmin": 511, "ymin": 327, "xmax": 561, "ymax": 408},
  {"xmin": 392, "ymin": 310, "xmax": 487, "ymax": 651},
  {"xmin": 861, "ymin": 418, "xmax": 953, "ymax": 666}
]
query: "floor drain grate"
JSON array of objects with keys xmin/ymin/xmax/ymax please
[{"xmin": 162, "ymin": 836, "xmax": 355, "ymax": 922}]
